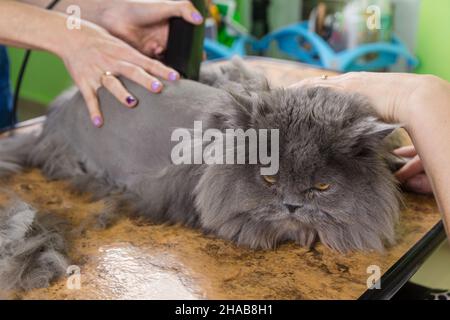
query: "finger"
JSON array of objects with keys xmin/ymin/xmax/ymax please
[
  {"xmin": 117, "ymin": 62, "xmax": 163, "ymax": 93},
  {"xmin": 162, "ymin": 0, "xmax": 203, "ymax": 25},
  {"xmin": 129, "ymin": 53, "xmax": 179, "ymax": 82},
  {"xmin": 79, "ymin": 84, "xmax": 103, "ymax": 128},
  {"xmin": 395, "ymin": 155, "xmax": 424, "ymax": 182},
  {"xmin": 101, "ymin": 73, "xmax": 138, "ymax": 108},
  {"xmin": 393, "ymin": 145, "xmax": 417, "ymax": 157},
  {"xmin": 404, "ymin": 174, "xmax": 433, "ymax": 195}
]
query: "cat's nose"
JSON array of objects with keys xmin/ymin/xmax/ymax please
[{"xmin": 283, "ymin": 203, "xmax": 301, "ymax": 213}]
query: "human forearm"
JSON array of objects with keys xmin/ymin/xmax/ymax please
[
  {"xmin": 19, "ymin": 0, "xmax": 204, "ymax": 57},
  {"xmin": 18, "ymin": 0, "xmax": 108, "ymax": 24},
  {"xmin": 0, "ymin": 1, "xmax": 72, "ymax": 56},
  {"xmin": 405, "ymin": 76, "xmax": 450, "ymax": 232}
]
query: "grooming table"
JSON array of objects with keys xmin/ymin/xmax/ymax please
[{"xmin": 0, "ymin": 57, "xmax": 444, "ymax": 300}]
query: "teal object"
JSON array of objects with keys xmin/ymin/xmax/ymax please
[
  {"xmin": 203, "ymin": 21, "xmax": 417, "ymax": 73},
  {"xmin": 0, "ymin": 46, "xmax": 12, "ymax": 129},
  {"xmin": 253, "ymin": 22, "xmax": 418, "ymax": 72},
  {"xmin": 204, "ymin": 37, "xmax": 249, "ymax": 60}
]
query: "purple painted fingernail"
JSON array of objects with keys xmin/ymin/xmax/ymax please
[
  {"xmin": 151, "ymin": 81, "xmax": 162, "ymax": 92},
  {"xmin": 192, "ymin": 12, "xmax": 203, "ymax": 23},
  {"xmin": 126, "ymin": 95, "xmax": 137, "ymax": 105},
  {"xmin": 92, "ymin": 116, "xmax": 103, "ymax": 128},
  {"xmin": 169, "ymin": 71, "xmax": 179, "ymax": 81}
]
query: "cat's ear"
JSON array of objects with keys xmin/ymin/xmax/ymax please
[
  {"xmin": 206, "ymin": 89, "xmax": 275, "ymax": 131},
  {"xmin": 365, "ymin": 119, "xmax": 399, "ymax": 140},
  {"xmin": 229, "ymin": 89, "xmax": 276, "ymax": 120},
  {"xmin": 349, "ymin": 117, "xmax": 399, "ymax": 141},
  {"xmin": 228, "ymin": 90, "xmax": 256, "ymax": 114},
  {"xmin": 205, "ymin": 91, "xmax": 255, "ymax": 131},
  {"xmin": 342, "ymin": 118, "xmax": 399, "ymax": 156},
  {"xmin": 215, "ymin": 89, "xmax": 270, "ymax": 130}
]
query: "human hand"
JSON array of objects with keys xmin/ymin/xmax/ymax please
[
  {"xmin": 291, "ymin": 72, "xmax": 433, "ymax": 125},
  {"xmin": 394, "ymin": 145, "xmax": 433, "ymax": 195},
  {"xmin": 97, "ymin": 0, "xmax": 204, "ymax": 57},
  {"xmin": 59, "ymin": 20, "xmax": 180, "ymax": 127}
]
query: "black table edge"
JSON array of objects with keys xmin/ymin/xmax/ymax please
[{"xmin": 359, "ymin": 221, "xmax": 446, "ymax": 300}]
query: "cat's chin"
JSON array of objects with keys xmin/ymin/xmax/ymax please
[
  {"xmin": 264, "ymin": 210, "xmax": 317, "ymax": 227},
  {"xmin": 228, "ymin": 217, "xmax": 318, "ymax": 250},
  {"xmin": 275, "ymin": 217, "xmax": 312, "ymax": 231}
]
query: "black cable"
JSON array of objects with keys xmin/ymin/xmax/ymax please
[
  {"xmin": 11, "ymin": 49, "xmax": 31, "ymax": 126},
  {"xmin": 10, "ymin": 0, "xmax": 61, "ymax": 129}
]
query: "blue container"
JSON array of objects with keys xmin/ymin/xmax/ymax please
[
  {"xmin": 204, "ymin": 36, "xmax": 249, "ymax": 60},
  {"xmin": 253, "ymin": 21, "xmax": 418, "ymax": 72}
]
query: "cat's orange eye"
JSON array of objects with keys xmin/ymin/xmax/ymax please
[
  {"xmin": 263, "ymin": 175, "xmax": 277, "ymax": 185},
  {"xmin": 314, "ymin": 183, "xmax": 330, "ymax": 191}
]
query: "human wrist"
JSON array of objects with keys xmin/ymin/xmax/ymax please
[{"xmin": 405, "ymin": 75, "xmax": 450, "ymax": 131}]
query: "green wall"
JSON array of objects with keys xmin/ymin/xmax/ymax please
[
  {"xmin": 415, "ymin": 0, "xmax": 450, "ymax": 81},
  {"xmin": 8, "ymin": 48, "xmax": 72, "ymax": 105}
]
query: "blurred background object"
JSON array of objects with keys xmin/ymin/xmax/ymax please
[
  {"xmin": 252, "ymin": 0, "xmax": 418, "ymax": 71},
  {"xmin": 304, "ymin": 0, "xmax": 394, "ymax": 52}
]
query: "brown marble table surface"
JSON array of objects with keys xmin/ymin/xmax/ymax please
[{"xmin": 0, "ymin": 57, "xmax": 443, "ymax": 300}]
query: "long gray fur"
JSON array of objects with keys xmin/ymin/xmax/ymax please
[
  {"xmin": 0, "ymin": 198, "xmax": 68, "ymax": 294},
  {"xmin": 0, "ymin": 58, "xmax": 401, "ymax": 258}
]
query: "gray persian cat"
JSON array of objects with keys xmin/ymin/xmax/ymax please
[{"xmin": 0, "ymin": 59, "xmax": 401, "ymax": 259}]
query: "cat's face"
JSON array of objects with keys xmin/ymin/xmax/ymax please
[{"xmin": 195, "ymin": 87, "xmax": 400, "ymax": 252}]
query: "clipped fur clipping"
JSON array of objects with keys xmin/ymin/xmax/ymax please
[{"xmin": 0, "ymin": 198, "xmax": 69, "ymax": 293}]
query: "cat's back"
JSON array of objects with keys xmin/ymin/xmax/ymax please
[{"xmin": 41, "ymin": 78, "xmax": 229, "ymax": 185}]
